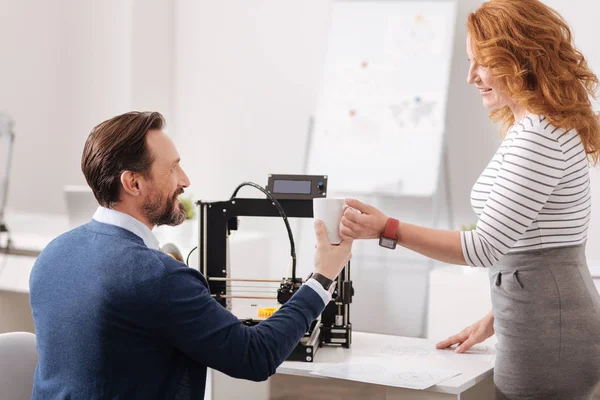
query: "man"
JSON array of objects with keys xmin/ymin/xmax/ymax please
[{"xmin": 29, "ymin": 111, "xmax": 353, "ymax": 399}]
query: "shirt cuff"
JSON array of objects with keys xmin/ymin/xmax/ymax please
[{"xmin": 303, "ymin": 278, "xmax": 332, "ymax": 306}]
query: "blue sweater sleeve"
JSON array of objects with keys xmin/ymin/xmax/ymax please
[{"xmin": 155, "ymin": 264, "xmax": 325, "ymax": 381}]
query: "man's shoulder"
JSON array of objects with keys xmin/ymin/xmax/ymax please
[
  {"xmin": 147, "ymin": 248, "xmax": 191, "ymax": 273},
  {"xmin": 32, "ymin": 227, "xmax": 200, "ymax": 303},
  {"xmin": 150, "ymin": 250, "xmax": 206, "ymax": 282},
  {"xmin": 39, "ymin": 223, "xmax": 140, "ymax": 257},
  {"xmin": 126, "ymin": 248, "xmax": 203, "ymax": 295},
  {"xmin": 34, "ymin": 223, "xmax": 199, "ymax": 281},
  {"xmin": 34, "ymin": 224, "xmax": 157, "ymax": 279},
  {"xmin": 39, "ymin": 225, "xmax": 92, "ymax": 255}
]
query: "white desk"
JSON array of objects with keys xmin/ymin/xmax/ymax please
[
  {"xmin": 0, "ymin": 211, "xmax": 70, "ymax": 291},
  {"xmin": 1, "ymin": 211, "xmax": 70, "ymax": 256},
  {"xmin": 278, "ymin": 332, "xmax": 494, "ymax": 394},
  {"xmin": 0, "ymin": 255, "xmax": 35, "ymax": 293},
  {"xmin": 0, "ymin": 211, "xmax": 69, "ymax": 332},
  {"xmin": 274, "ymin": 332, "xmax": 494, "ymax": 399},
  {"xmin": 211, "ymin": 332, "xmax": 495, "ymax": 400}
]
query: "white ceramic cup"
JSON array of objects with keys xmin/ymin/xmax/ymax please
[{"xmin": 313, "ymin": 198, "xmax": 346, "ymax": 245}]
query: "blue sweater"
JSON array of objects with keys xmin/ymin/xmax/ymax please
[{"xmin": 29, "ymin": 220, "xmax": 325, "ymax": 399}]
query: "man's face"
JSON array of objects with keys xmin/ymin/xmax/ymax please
[{"xmin": 141, "ymin": 130, "xmax": 190, "ymax": 227}]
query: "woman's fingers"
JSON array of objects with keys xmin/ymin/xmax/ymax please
[
  {"xmin": 344, "ymin": 207, "xmax": 376, "ymax": 228},
  {"xmin": 339, "ymin": 216, "xmax": 359, "ymax": 238},
  {"xmin": 345, "ymin": 198, "xmax": 369, "ymax": 213},
  {"xmin": 436, "ymin": 330, "xmax": 468, "ymax": 349},
  {"xmin": 456, "ymin": 336, "xmax": 478, "ymax": 353},
  {"xmin": 343, "ymin": 207, "xmax": 361, "ymax": 223}
]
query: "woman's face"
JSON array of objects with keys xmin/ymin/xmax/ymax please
[{"xmin": 466, "ymin": 34, "xmax": 512, "ymax": 111}]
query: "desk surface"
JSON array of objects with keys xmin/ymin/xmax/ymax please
[
  {"xmin": 277, "ymin": 332, "xmax": 495, "ymax": 395},
  {"xmin": 3, "ymin": 210, "xmax": 70, "ymax": 255},
  {"xmin": 0, "ymin": 211, "xmax": 70, "ymax": 293},
  {"xmin": 0, "ymin": 255, "xmax": 34, "ymax": 293}
]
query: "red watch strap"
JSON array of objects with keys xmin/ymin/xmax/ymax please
[{"xmin": 383, "ymin": 218, "xmax": 399, "ymax": 239}]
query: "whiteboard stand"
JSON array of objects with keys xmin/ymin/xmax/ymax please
[
  {"xmin": 434, "ymin": 143, "xmax": 455, "ymax": 231},
  {"xmin": 421, "ymin": 140, "xmax": 455, "ymax": 338}
]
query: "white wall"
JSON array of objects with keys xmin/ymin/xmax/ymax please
[
  {"xmin": 0, "ymin": 0, "xmax": 136, "ymax": 214},
  {"xmin": 445, "ymin": 0, "xmax": 499, "ymax": 226},
  {"xmin": 1, "ymin": 0, "xmax": 173, "ymax": 215},
  {"xmin": 173, "ymin": 0, "xmax": 333, "ymax": 198},
  {"xmin": 131, "ymin": 0, "xmax": 174, "ymax": 129},
  {"xmin": 0, "ymin": 0, "xmax": 74, "ymax": 214}
]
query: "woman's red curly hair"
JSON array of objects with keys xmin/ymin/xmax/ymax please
[{"xmin": 468, "ymin": 0, "xmax": 600, "ymax": 164}]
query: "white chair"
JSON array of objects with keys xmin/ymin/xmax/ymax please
[{"xmin": 0, "ymin": 332, "xmax": 37, "ymax": 400}]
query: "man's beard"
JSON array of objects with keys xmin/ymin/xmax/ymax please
[{"xmin": 142, "ymin": 188, "xmax": 187, "ymax": 227}]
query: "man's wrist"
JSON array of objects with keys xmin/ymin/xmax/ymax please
[
  {"xmin": 308, "ymin": 272, "xmax": 335, "ymax": 290},
  {"xmin": 303, "ymin": 278, "xmax": 333, "ymax": 305},
  {"xmin": 313, "ymin": 268, "xmax": 336, "ymax": 281},
  {"xmin": 306, "ymin": 271, "xmax": 337, "ymax": 302}
]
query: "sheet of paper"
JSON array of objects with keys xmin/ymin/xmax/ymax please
[{"xmin": 310, "ymin": 359, "xmax": 460, "ymax": 390}]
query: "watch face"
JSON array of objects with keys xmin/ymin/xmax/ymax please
[{"xmin": 379, "ymin": 236, "xmax": 396, "ymax": 249}]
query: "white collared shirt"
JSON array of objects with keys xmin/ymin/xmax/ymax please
[{"xmin": 92, "ymin": 206, "xmax": 160, "ymax": 250}]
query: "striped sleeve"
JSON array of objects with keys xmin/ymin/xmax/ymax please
[{"xmin": 461, "ymin": 127, "xmax": 565, "ymax": 268}]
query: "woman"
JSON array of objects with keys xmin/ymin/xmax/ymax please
[{"xmin": 340, "ymin": 1, "xmax": 600, "ymax": 399}]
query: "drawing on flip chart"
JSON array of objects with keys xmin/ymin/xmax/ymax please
[
  {"xmin": 388, "ymin": 97, "xmax": 440, "ymax": 129},
  {"xmin": 385, "ymin": 12, "xmax": 448, "ymax": 59}
]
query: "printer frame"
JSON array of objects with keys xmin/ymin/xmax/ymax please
[{"xmin": 196, "ymin": 178, "xmax": 353, "ymax": 362}]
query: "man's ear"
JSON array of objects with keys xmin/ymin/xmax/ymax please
[{"xmin": 120, "ymin": 170, "xmax": 142, "ymax": 197}]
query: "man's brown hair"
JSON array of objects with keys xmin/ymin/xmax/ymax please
[{"xmin": 81, "ymin": 111, "xmax": 165, "ymax": 207}]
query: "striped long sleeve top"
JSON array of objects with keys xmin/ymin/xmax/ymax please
[{"xmin": 461, "ymin": 114, "xmax": 591, "ymax": 268}]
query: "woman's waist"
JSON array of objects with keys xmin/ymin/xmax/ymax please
[{"xmin": 493, "ymin": 242, "xmax": 587, "ymax": 272}]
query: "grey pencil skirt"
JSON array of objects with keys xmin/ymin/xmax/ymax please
[{"xmin": 489, "ymin": 244, "xmax": 600, "ymax": 399}]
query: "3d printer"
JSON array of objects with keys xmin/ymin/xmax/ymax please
[{"xmin": 196, "ymin": 174, "xmax": 354, "ymax": 362}]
